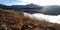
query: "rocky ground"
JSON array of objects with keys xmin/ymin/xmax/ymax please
[{"xmin": 0, "ymin": 9, "xmax": 60, "ymax": 30}]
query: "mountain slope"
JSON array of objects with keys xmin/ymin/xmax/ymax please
[{"xmin": 0, "ymin": 9, "xmax": 60, "ymax": 30}]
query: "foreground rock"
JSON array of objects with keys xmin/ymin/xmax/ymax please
[{"xmin": 0, "ymin": 9, "xmax": 60, "ymax": 30}]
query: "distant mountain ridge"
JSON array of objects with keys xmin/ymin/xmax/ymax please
[
  {"xmin": 12, "ymin": 3, "xmax": 42, "ymax": 9},
  {"xmin": 41, "ymin": 5, "xmax": 60, "ymax": 15},
  {"xmin": 0, "ymin": 4, "xmax": 13, "ymax": 10},
  {"xmin": 0, "ymin": 3, "xmax": 43, "ymax": 10},
  {"xmin": 0, "ymin": 4, "xmax": 43, "ymax": 14}
]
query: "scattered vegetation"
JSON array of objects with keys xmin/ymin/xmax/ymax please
[{"xmin": 0, "ymin": 9, "xmax": 60, "ymax": 30}]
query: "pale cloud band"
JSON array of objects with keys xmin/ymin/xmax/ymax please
[
  {"xmin": 19, "ymin": 0, "xmax": 60, "ymax": 6},
  {"xmin": 1, "ymin": 0, "xmax": 60, "ymax": 6}
]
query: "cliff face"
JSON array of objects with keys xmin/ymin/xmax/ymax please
[{"xmin": 0, "ymin": 9, "xmax": 60, "ymax": 30}]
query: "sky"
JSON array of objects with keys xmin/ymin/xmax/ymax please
[{"xmin": 0, "ymin": 0, "xmax": 60, "ymax": 6}]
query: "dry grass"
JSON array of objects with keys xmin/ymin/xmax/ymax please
[{"xmin": 0, "ymin": 9, "xmax": 60, "ymax": 30}]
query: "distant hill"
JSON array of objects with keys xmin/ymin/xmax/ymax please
[
  {"xmin": 0, "ymin": 4, "xmax": 13, "ymax": 10},
  {"xmin": 0, "ymin": 4, "xmax": 43, "ymax": 14},
  {"xmin": 41, "ymin": 5, "xmax": 60, "ymax": 15},
  {"xmin": 12, "ymin": 3, "xmax": 43, "ymax": 9},
  {"xmin": 0, "ymin": 3, "xmax": 43, "ymax": 9},
  {"xmin": 26, "ymin": 3, "xmax": 42, "ymax": 8}
]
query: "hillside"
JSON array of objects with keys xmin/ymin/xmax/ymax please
[
  {"xmin": 0, "ymin": 4, "xmax": 42, "ymax": 14},
  {"xmin": 0, "ymin": 9, "xmax": 60, "ymax": 30}
]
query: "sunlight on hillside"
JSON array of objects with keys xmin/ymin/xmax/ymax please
[{"xmin": 0, "ymin": 10, "xmax": 60, "ymax": 30}]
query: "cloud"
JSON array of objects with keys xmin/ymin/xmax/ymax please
[
  {"xmin": 5, "ymin": 0, "xmax": 29, "ymax": 5},
  {"xmin": 18, "ymin": 0, "xmax": 60, "ymax": 6},
  {"xmin": 1, "ymin": 0, "xmax": 60, "ymax": 6},
  {"xmin": 23, "ymin": 13, "xmax": 60, "ymax": 24}
]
